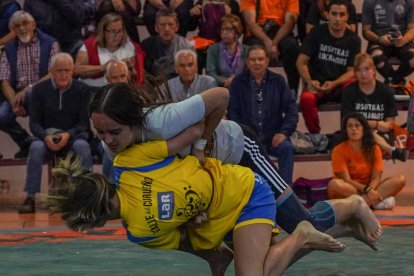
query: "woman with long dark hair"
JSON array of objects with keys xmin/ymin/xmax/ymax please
[{"xmin": 328, "ymin": 113, "xmax": 406, "ymax": 209}]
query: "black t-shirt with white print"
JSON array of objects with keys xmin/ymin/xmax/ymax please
[
  {"xmin": 300, "ymin": 24, "xmax": 361, "ymax": 83},
  {"xmin": 341, "ymin": 80, "xmax": 398, "ymax": 121}
]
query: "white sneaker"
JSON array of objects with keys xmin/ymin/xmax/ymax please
[{"xmin": 373, "ymin": 197, "xmax": 396, "ymax": 210}]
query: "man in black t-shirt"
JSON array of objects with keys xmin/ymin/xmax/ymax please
[
  {"xmin": 362, "ymin": 0, "xmax": 414, "ymax": 85},
  {"xmin": 296, "ymin": 0, "xmax": 361, "ymax": 133},
  {"xmin": 306, "ymin": 0, "xmax": 357, "ymax": 33}
]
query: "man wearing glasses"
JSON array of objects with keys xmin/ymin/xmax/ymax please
[
  {"xmin": 228, "ymin": 44, "xmax": 298, "ymax": 185},
  {"xmin": 0, "ymin": 11, "xmax": 59, "ymax": 159}
]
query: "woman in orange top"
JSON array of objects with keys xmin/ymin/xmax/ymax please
[{"xmin": 328, "ymin": 113, "xmax": 406, "ymax": 209}]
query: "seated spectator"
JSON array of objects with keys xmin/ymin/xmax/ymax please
[
  {"xmin": 328, "ymin": 113, "xmax": 406, "ymax": 210},
  {"xmin": 167, "ymin": 49, "xmax": 217, "ymax": 102},
  {"xmin": 95, "ymin": 0, "xmax": 141, "ymax": 43},
  {"xmin": 362, "ymin": 0, "xmax": 414, "ymax": 85},
  {"xmin": 188, "ymin": 0, "xmax": 240, "ymax": 42},
  {"xmin": 0, "ymin": 11, "xmax": 59, "ymax": 158},
  {"xmin": 143, "ymin": 0, "xmax": 193, "ymax": 37},
  {"xmin": 74, "ymin": 12, "xmax": 145, "ymax": 87},
  {"xmin": 206, "ymin": 14, "xmax": 248, "ymax": 88},
  {"xmin": 141, "ymin": 8, "xmax": 194, "ymax": 80},
  {"xmin": 341, "ymin": 52, "xmax": 408, "ymax": 162},
  {"xmin": 297, "ymin": 0, "xmax": 361, "ymax": 134},
  {"xmin": 18, "ymin": 53, "xmax": 93, "ymax": 214},
  {"xmin": 306, "ymin": 0, "xmax": 357, "ymax": 33},
  {"xmin": 24, "ymin": 0, "xmax": 84, "ymax": 57},
  {"xmin": 105, "ymin": 59, "xmax": 158, "ymax": 102},
  {"xmin": 0, "ymin": 0, "xmax": 20, "ymax": 47},
  {"xmin": 228, "ymin": 44, "xmax": 298, "ymax": 184},
  {"xmin": 241, "ymin": 0, "xmax": 300, "ymax": 93}
]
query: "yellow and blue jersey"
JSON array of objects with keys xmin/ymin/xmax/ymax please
[{"xmin": 113, "ymin": 141, "xmax": 274, "ymax": 250}]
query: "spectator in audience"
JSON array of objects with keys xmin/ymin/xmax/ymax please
[
  {"xmin": 188, "ymin": 0, "xmax": 240, "ymax": 42},
  {"xmin": 96, "ymin": 0, "xmax": 141, "ymax": 43},
  {"xmin": 0, "ymin": 11, "xmax": 59, "ymax": 159},
  {"xmin": 341, "ymin": 52, "xmax": 408, "ymax": 162},
  {"xmin": 306, "ymin": 0, "xmax": 357, "ymax": 33},
  {"xmin": 18, "ymin": 53, "xmax": 93, "ymax": 214},
  {"xmin": 297, "ymin": 0, "xmax": 361, "ymax": 134},
  {"xmin": 228, "ymin": 44, "xmax": 298, "ymax": 185},
  {"xmin": 143, "ymin": 0, "xmax": 193, "ymax": 37},
  {"xmin": 106, "ymin": 58, "xmax": 167, "ymax": 101},
  {"xmin": 0, "ymin": 0, "xmax": 20, "ymax": 159},
  {"xmin": 328, "ymin": 113, "xmax": 406, "ymax": 210},
  {"xmin": 167, "ymin": 49, "xmax": 217, "ymax": 102},
  {"xmin": 24, "ymin": 0, "xmax": 84, "ymax": 57},
  {"xmin": 240, "ymin": 0, "xmax": 300, "ymax": 93},
  {"xmin": 141, "ymin": 8, "xmax": 193, "ymax": 80},
  {"xmin": 0, "ymin": 0, "xmax": 20, "ymax": 47},
  {"xmin": 362, "ymin": 0, "xmax": 414, "ymax": 85},
  {"xmin": 206, "ymin": 14, "xmax": 248, "ymax": 88},
  {"xmin": 74, "ymin": 12, "xmax": 145, "ymax": 87}
]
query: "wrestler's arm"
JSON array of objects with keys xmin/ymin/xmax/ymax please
[
  {"xmin": 145, "ymin": 87, "xmax": 229, "ymax": 140},
  {"xmin": 167, "ymin": 122, "xmax": 205, "ymax": 156}
]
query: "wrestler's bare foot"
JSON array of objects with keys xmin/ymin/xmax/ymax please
[
  {"xmin": 341, "ymin": 218, "xmax": 379, "ymax": 251},
  {"xmin": 295, "ymin": 221, "xmax": 346, "ymax": 252},
  {"xmin": 349, "ymin": 195, "xmax": 383, "ymax": 241},
  {"xmin": 208, "ymin": 245, "xmax": 234, "ymax": 276}
]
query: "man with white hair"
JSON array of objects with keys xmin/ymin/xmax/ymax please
[
  {"xmin": 18, "ymin": 52, "xmax": 93, "ymax": 213},
  {"xmin": 0, "ymin": 10, "xmax": 59, "ymax": 158},
  {"xmin": 167, "ymin": 49, "xmax": 217, "ymax": 102},
  {"xmin": 105, "ymin": 59, "xmax": 130, "ymax": 84}
]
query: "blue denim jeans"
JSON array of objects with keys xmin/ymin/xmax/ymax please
[
  {"xmin": 24, "ymin": 139, "xmax": 93, "ymax": 194},
  {"xmin": 268, "ymin": 139, "xmax": 295, "ymax": 185},
  {"xmin": 0, "ymin": 100, "xmax": 31, "ymax": 149}
]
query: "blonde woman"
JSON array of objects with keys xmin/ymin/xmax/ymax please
[
  {"xmin": 74, "ymin": 13, "xmax": 145, "ymax": 87},
  {"xmin": 341, "ymin": 52, "xmax": 408, "ymax": 162}
]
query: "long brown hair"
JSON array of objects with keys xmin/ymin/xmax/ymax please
[{"xmin": 341, "ymin": 113, "xmax": 377, "ymax": 166}]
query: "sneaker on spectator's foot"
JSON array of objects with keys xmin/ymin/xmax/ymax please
[
  {"xmin": 18, "ymin": 196, "xmax": 35, "ymax": 214},
  {"xmin": 373, "ymin": 197, "xmax": 396, "ymax": 210},
  {"xmin": 14, "ymin": 148, "xmax": 29, "ymax": 159},
  {"xmin": 392, "ymin": 148, "xmax": 408, "ymax": 163}
]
